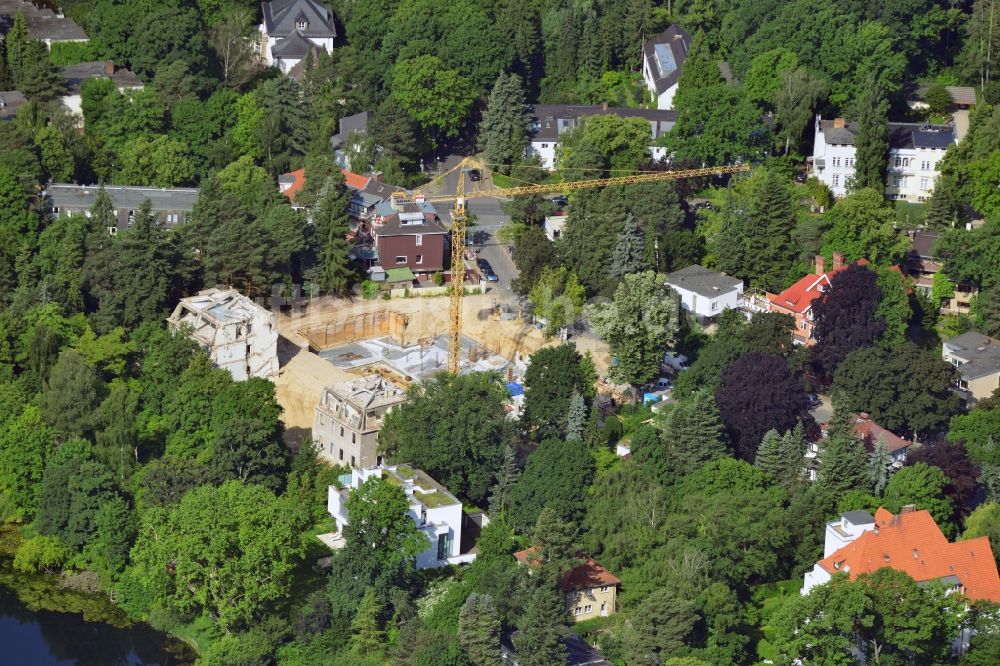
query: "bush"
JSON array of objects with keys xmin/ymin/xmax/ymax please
[
  {"xmin": 48, "ymin": 41, "xmax": 100, "ymax": 66},
  {"xmin": 361, "ymin": 280, "xmax": 379, "ymax": 300},
  {"xmin": 13, "ymin": 535, "xmax": 71, "ymax": 573},
  {"xmin": 433, "ymin": 272, "xmax": 445, "ymax": 287},
  {"xmin": 924, "ymin": 83, "xmax": 952, "ymax": 115}
]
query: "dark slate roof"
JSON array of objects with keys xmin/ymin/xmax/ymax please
[
  {"xmin": 819, "ymin": 119, "xmax": 954, "ymax": 150},
  {"xmin": 0, "ymin": 90, "xmax": 27, "ymax": 121},
  {"xmin": 642, "ymin": 24, "xmax": 690, "ymax": 95},
  {"xmin": 665, "ymin": 264, "xmax": 742, "ymax": 298},
  {"xmin": 261, "ymin": 0, "xmax": 335, "ymax": 39},
  {"xmin": 330, "ymin": 111, "xmax": 371, "ymax": 148},
  {"xmin": 945, "ymin": 332, "xmax": 1000, "ymax": 381},
  {"xmin": 0, "ymin": 0, "xmax": 88, "ymax": 42},
  {"xmin": 373, "ymin": 202, "xmax": 448, "ymax": 237},
  {"xmin": 59, "ymin": 62, "xmax": 143, "ymax": 96},
  {"xmin": 286, "ymin": 45, "xmax": 321, "ymax": 80},
  {"xmin": 909, "ymin": 230, "xmax": 940, "ymax": 259},
  {"xmin": 271, "ymin": 30, "xmax": 314, "ymax": 59},
  {"xmin": 842, "ymin": 510, "xmax": 875, "ymax": 525},
  {"xmin": 47, "ymin": 184, "xmax": 199, "ymax": 212},
  {"xmin": 529, "ymin": 104, "xmax": 677, "ymax": 142}
]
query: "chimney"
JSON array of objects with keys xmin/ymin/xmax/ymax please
[
  {"xmin": 601, "ymin": 102, "xmax": 608, "ymax": 111},
  {"xmin": 814, "ymin": 255, "xmax": 825, "ymax": 276},
  {"xmin": 833, "ymin": 117, "xmax": 845, "ymax": 129},
  {"xmin": 901, "ymin": 504, "xmax": 916, "ymax": 514},
  {"xmin": 105, "ymin": 60, "xmax": 115, "ymax": 76},
  {"xmin": 832, "ymin": 252, "xmax": 844, "ymax": 270}
]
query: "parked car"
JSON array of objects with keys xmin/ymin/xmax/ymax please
[
  {"xmin": 807, "ymin": 393, "xmax": 822, "ymax": 408},
  {"xmin": 468, "ymin": 169, "xmax": 481, "ymax": 182},
  {"xmin": 477, "ymin": 258, "xmax": 498, "ymax": 282},
  {"xmin": 552, "ymin": 195, "xmax": 568, "ymax": 206},
  {"xmin": 794, "ymin": 172, "xmax": 807, "ymax": 183}
]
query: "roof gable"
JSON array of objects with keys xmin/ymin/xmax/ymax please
[
  {"xmin": 642, "ymin": 25, "xmax": 690, "ymax": 95},
  {"xmin": 262, "ymin": 0, "xmax": 336, "ymax": 38}
]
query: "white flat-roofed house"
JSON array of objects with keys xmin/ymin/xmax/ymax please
[
  {"xmin": 664, "ymin": 265, "xmax": 743, "ymax": 321},
  {"xmin": 168, "ymin": 288, "xmax": 279, "ymax": 381},
  {"xmin": 641, "ymin": 25, "xmax": 690, "ymax": 110},
  {"xmin": 810, "ymin": 115, "xmax": 955, "ymax": 202},
  {"xmin": 328, "ymin": 464, "xmax": 483, "ymax": 569},
  {"xmin": 543, "ymin": 213, "xmax": 567, "ymax": 241},
  {"xmin": 258, "ymin": 0, "xmax": 336, "ymax": 74},
  {"xmin": 527, "ymin": 104, "xmax": 677, "ymax": 170}
]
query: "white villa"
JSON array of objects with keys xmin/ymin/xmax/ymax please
[
  {"xmin": 167, "ymin": 288, "xmax": 279, "ymax": 381},
  {"xmin": 641, "ymin": 25, "xmax": 690, "ymax": 110},
  {"xmin": 327, "ymin": 464, "xmax": 483, "ymax": 570},
  {"xmin": 810, "ymin": 115, "xmax": 955, "ymax": 202},
  {"xmin": 258, "ymin": 0, "xmax": 336, "ymax": 74},
  {"xmin": 664, "ymin": 265, "xmax": 744, "ymax": 321}
]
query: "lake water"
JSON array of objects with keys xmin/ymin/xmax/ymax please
[{"xmin": 0, "ymin": 585, "xmax": 194, "ymax": 666}]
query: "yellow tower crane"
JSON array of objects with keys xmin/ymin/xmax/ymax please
[{"xmin": 390, "ymin": 158, "xmax": 751, "ymax": 373}]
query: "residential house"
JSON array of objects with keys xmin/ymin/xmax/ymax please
[
  {"xmin": 527, "ymin": 104, "xmax": 677, "ymax": 170},
  {"xmin": 810, "ymin": 115, "xmax": 955, "ymax": 201},
  {"xmin": 641, "ymin": 25, "xmax": 690, "ymax": 110},
  {"xmin": 277, "ymin": 168, "xmax": 306, "ymax": 209},
  {"xmin": 942, "ymin": 331, "xmax": 1000, "ymax": 407},
  {"xmin": 328, "ymin": 464, "xmax": 482, "ymax": 569},
  {"xmin": 59, "ymin": 61, "xmax": 143, "ymax": 120},
  {"xmin": 849, "ymin": 413, "xmax": 912, "ymax": 466},
  {"xmin": 278, "ymin": 167, "xmax": 403, "ymax": 222},
  {"xmin": 370, "ymin": 199, "xmax": 448, "ymax": 277},
  {"xmin": 766, "ymin": 253, "xmax": 859, "ymax": 346},
  {"xmin": 258, "ymin": 0, "xmax": 336, "ymax": 75},
  {"xmin": 0, "ymin": 0, "xmax": 88, "ymax": 47},
  {"xmin": 0, "ymin": 90, "xmax": 26, "ymax": 121},
  {"xmin": 906, "ymin": 230, "xmax": 977, "ymax": 315},
  {"xmin": 543, "ymin": 212, "xmax": 567, "ymax": 241},
  {"xmin": 313, "ymin": 375, "xmax": 406, "ymax": 469},
  {"xmin": 167, "ymin": 288, "xmax": 279, "ymax": 381},
  {"xmin": 46, "ymin": 183, "xmax": 198, "ymax": 233},
  {"xmin": 330, "ymin": 111, "xmax": 371, "ymax": 168},
  {"xmin": 514, "ymin": 548, "xmax": 620, "ymax": 622},
  {"xmin": 802, "ymin": 506, "xmax": 1000, "ymax": 603},
  {"xmin": 906, "ymin": 84, "xmax": 978, "ymax": 111},
  {"xmin": 664, "ymin": 264, "xmax": 744, "ymax": 322}
]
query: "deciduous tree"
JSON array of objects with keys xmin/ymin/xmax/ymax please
[{"xmin": 811, "ymin": 263, "xmax": 886, "ymax": 377}]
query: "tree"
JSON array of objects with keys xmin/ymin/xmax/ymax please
[
  {"xmin": 523, "ymin": 344, "xmax": 591, "ymax": 440},
  {"xmin": 811, "ymin": 263, "xmax": 886, "ymax": 376},
  {"xmin": 925, "ymin": 83, "xmax": 952, "ymax": 114},
  {"xmin": 558, "ymin": 115, "xmax": 651, "ymax": 178},
  {"xmin": 821, "ymin": 189, "xmax": 910, "ymax": 265},
  {"xmin": 853, "ymin": 73, "xmax": 890, "ymax": 191},
  {"xmin": 459, "ymin": 593, "xmax": 501, "ymax": 666},
  {"xmin": 744, "ymin": 48, "xmax": 799, "ymax": 105},
  {"xmin": 874, "ymin": 265, "xmax": 911, "ymax": 349},
  {"xmin": 672, "ymin": 31, "xmax": 723, "ymax": 114},
  {"xmin": 312, "ymin": 173, "xmax": 355, "ymax": 295},
  {"xmin": 513, "ymin": 587, "xmax": 566, "ymax": 666},
  {"xmin": 123, "ymin": 481, "xmax": 308, "ymax": 631},
  {"xmin": 663, "ymin": 85, "xmax": 769, "ymax": 166},
  {"xmin": 5, "ymin": 12, "xmax": 28, "ymax": 85},
  {"xmin": 391, "ymin": 56, "xmax": 475, "ymax": 145},
  {"xmin": 488, "ymin": 444, "xmax": 519, "ymax": 520},
  {"xmin": 480, "ymin": 73, "xmax": 529, "ymax": 175},
  {"xmin": 963, "ymin": 0, "xmax": 1000, "ymax": 91},
  {"xmin": 587, "ymin": 271, "xmax": 679, "ymax": 389},
  {"xmin": 41, "ymin": 350, "xmax": 104, "ymax": 440},
  {"xmin": 117, "ymin": 135, "xmax": 195, "ymax": 187},
  {"xmin": 817, "ymin": 423, "xmax": 873, "ymax": 502},
  {"xmin": 924, "ymin": 175, "xmax": 964, "ymax": 229},
  {"xmin": 906, "ymin": 440, "xmax": 979, "ymax": 522},
  {"xmin": 509, "ymin": 439, "xmax": 594, "ymax": 531},
  {"xmin": 512, "ymin": 225, "xmax": 556, "ymax": 295},
  {"xmin": 833, "ymin": 344, "xmax": 959, "ymax": 437},
  {"xmin": 380, "ymin": 372, "xmax": 515, "ymax": 503},
  {"xmin": 528, "ymin": 267, "xmax": 586, "ymax": 336},
  {"xmin": 883, "ymin": 463, "xmax": 954, "ymax": 531},
  {"xmin": 210, "ymin": 8, "xmax": 261, "ymax": 88},
  {"xmin": 610, "ymin": 213, "xmax": 647, "ymax": 279},
  {"xmin": 715, "ymin": 352, "xmax": 814, "ymax": 461},
  {"xmin": 566, "ymin": 391, "xmax": 586, "ymax": 443},
  {"xmin": 773, "ymin": 67, "xmax": 828, "ymax": 155},
  {"xmin": 744, "ymin": 170, "xmax": 799, "ymax": 291},
  {"xmin": 869, "ymin": 437, "xmax": 893, "ymax": 495},
  {"xmin": 755, "ymin": 426, "xmax": 806, "ymax": 487},
  {"xmin": 626, "ymin": 589, "xmax": 698, "ymax": 665},
  {"xmin": 635, "ymin": 390, "xmax": 728, "ymax": 482},
  {"xmin": 0, "ymin": 405, "xmax": 53, "ymax": 521},
  {"xmin": 973, "ymin": 285, "xmax": 1000, "ymax": 337},
  {"xmin": 963, "ymin": 502, "xmax": 1000, "ymax": 564}
]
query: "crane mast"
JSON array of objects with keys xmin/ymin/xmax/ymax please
[{"xmin": 391, "ymin": 159, "xmax": 752, "ymax": 374}]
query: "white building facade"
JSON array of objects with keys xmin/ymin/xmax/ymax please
[
  {"xmin": 258, "ymin": 0, "xmax": 336, "ymax": 74},
  {"xmin": 664, "ymin": 265, "xmax": 744, "ymax": 320},
  {"xmin": 328, "ymin": 465, "xmax": 481, "ymax": 570},
  {"xmin": 641, "ymin": 25, "xmax": 690, "ymax": 110},
  {"xmin": 801, "ymin": 510, "xmax": 877, "ymax": 594},
  {"xmin": 810, "ymin": 116, "xmax": 955, "ymax": 202},
  {"xmin": 167, "ymin": 288, "xmax": 279, "ymax": 381}
]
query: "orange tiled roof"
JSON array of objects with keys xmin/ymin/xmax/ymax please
[
  {"xmin": 280, "ymin": 168, "xmax": 305, "ymax": 202},
  {"xmin": 341, "ymin": 169, "xmax": 369, "ymax": 190},
  {"xmin": 767, "ymin": 259, "xmax": 867, "ymax": 314},
  {"xmin": 818, "ymin": 507, "xmax": 1000, "ymax": 603},
  {"xmin": 514, "ymin": 547, "xmax": 621, "ymax": 592}
]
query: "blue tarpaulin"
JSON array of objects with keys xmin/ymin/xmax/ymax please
[{"xmin": 506, "ymin": 382, "xmax": 524, "ymax": 397}]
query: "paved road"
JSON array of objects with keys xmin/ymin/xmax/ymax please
[{"xmin": 811, "ymin": 393, "xmax": 833, "ymax": 426}]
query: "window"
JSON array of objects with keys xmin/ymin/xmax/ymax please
[
  {"xmin": 339, "ymin": 448, "xmax": 343, "ymax": 461},
  {"xmin": 541, "ymin": 143, "xmax": 549, "ymax": 148},
  {"xmin": 415, "ymin": 234, "xmax": 423, "ymax": 246},
  {"xmin": 832, "ymin": 174, "xmax": 840, "ymax": 187},
  {"xmin": 340, "ymin": 426, "xmax": 344, "ymax": 437},
  {"xmin": 584, "ymin": 605, "xmax": 592, "ymax": 614},
  {"xmin": 846, "ymin": 157, "xmax": 854, "ymax": 167},
  {"xmin": 415, "ymin": 254, "xmax": 423, "ymax": 264},
  {"xmin": 420, "ymin": 507, "xmax": 427, "ymax": 525},
  {"xmin": 711, "ymin": 301, "xmax": 719, "ymax": 311},
  {"xmin": 107, "ymin": 226, "xmax": 117, "ymax": 235},
  {"xmin": 892, "ymin": 175, "xmax": 902, "ymax": 187},
  {"xmin": 351, "ymin": 432, "xmax": 356, "ymax": 444},
  {"xmin": 296, "ymin": 19, "xmax": 307, "ymax": 30},
  {"xmin": 600, "ymin": 586, "xmax": 609, "ymax": 593},
  {"xmin": 350, "ymin": 455, "xmax": 356, "ymax": 467},
  {"xmin": 919, "ymin": 178, "xmax": 929, "ymax": 191},
  {"xmin": 895, "ymin": 156, "xmax": 902, "ymax": 168},
  {"xmin": 395, "ymin": 256, "xmax": 407, "ymax": 264},
  {"xmin": 437, "ymin": 533, "xmax": 451, "ymax": 560}
]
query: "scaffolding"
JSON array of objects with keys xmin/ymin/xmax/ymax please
[{"xmin": 299, "ymin": 309, "xmax": 408, "ymax": 352}]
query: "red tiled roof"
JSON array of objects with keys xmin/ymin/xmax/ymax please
[
  {"xmin": 342, "ymin": 169, "xmax": 369, "ymax": 190},
  {"xmin": 514, "ymin": 548, "xmax": 621, "ymax": 592},
  {"xmin": 852, "ymin": 414, "xmax": 911, "ymax": 454},
  {"xmin": 280, "ymin": 168, "xmax": 305, "ymax": 202},
  {"xmin": 767, "ymin": 259, "xmax": 867, "ymax": 314},
  {"xmin": 818, "ymin": 508, "xmax": 1000, "ymax": 603}
]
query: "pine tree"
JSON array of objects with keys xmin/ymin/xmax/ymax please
[
  {"xmin": 350, "ymin": 589, "xmax": 385, "ymax": 657},
  {"xmin": 755, "ymin": 429, "xmax": 784, "ymax": 477},
  {"xmin": 818, "ymin": 412, "xmax": 873, "ymax": 501},
  {"xmin": 18, "ymin": 41, "xmax": 63, "ymax": 103},
  {"xmin": 313, "ymin": 174, "xmax": 354, "ymax": 295},
  {"xmin": 869, "ymin": 436, "xmax": 893, "ymax": 496},
  {"xmin": 480, "ymin": 73, "xmax": 530, "ymax": 175},
  {"xmin": 5, "ymin": 12, "xmax": 29, "ymax": 87},
  {"xmin": 924, "ymin": 176, "xmax": 963, "ymax": 229},
  {"xmin": 659, "ymin": 389, "xmax": 728, "ymax": 477},
  {"xmin": 513, "ymin": 587, "xmax": 567, "ymax": 666},
  {"xmin": 853, "ymin": 73, "xmax": 889, "ymax": 192},
  {"xmin": 672, "ymin": 31, "xmax": 723, "ymax": 114},
  {"xmin": 610, "ymin": 213, "xmax": 646, "ymax": 279},
  {"xmin": 746, "ymin": 170, "xmax": 797, "ymax": 291},
  {"xmin": 459, "ymin": 593, "xmax": 502, "ymax": 666},
  {"xmin": 488, "ymin": 444, "xmax": 519, "ymax": 518},
  {"xmin": 566, "ymin": 390, "xmax": 586, "ymax": 442},
  {"xmin": 531, "ymin": 507, "xmax": 578, "ymax": 587}
]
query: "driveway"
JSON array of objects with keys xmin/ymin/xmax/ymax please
[{"xmin": 810, "ymin": 393, "xmax": 833, "ymax": 426}]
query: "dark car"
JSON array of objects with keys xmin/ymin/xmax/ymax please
[
  {"xmin": 807, "ymin": 393, "xmax": 821, "ymax": 408},
  {"xmin": 552, "ymin": 195, "xmax": 568, "ymax": 206},
  {"xmin": 477, "ymin": 258, "xmax": 498, "ymax": 282},
  {"xmin": 468, "ymin": 169, "xmax": 481, "ymax": 182},
  {"xmin": 794, "ymin": 172, "xmax": 808, "ymax": 183}
]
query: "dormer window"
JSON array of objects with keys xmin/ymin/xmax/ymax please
[{"xmin": 296, "ymin": 19, "xmax": 308, "ymax": 30}]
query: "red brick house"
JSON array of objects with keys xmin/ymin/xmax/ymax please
[
  {"xmin": 766, "ymin": 253, "xmax": 864, "ymax": 346},
  {"xmin": 370, "ymin": 200, "xmax": 448, "ymax": 277}
]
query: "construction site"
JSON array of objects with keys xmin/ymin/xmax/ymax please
[{"xmin": 272, "ymin": 293, "xmax": 612, "ymax": 442}]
